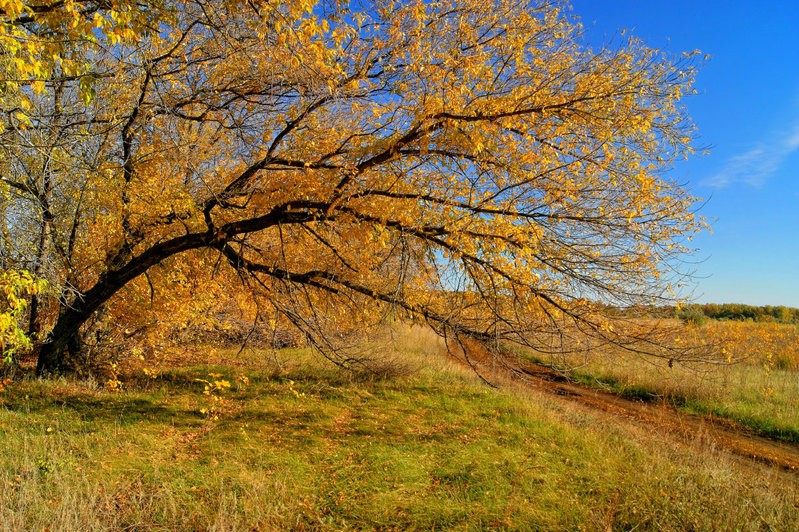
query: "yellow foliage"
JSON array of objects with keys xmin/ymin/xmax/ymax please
[
  {"xmin": 0, "ymin": 270, "xmax": 46, "ymax": 363},
  {"xmin": 2, "ymin": 0, "xmax": 706, "ymax": 371}
]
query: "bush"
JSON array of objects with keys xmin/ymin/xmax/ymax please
[{"xmin": 677, "ymin": 306, "xmax": 707, "ymax": 326}]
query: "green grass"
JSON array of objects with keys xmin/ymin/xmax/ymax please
[
  {"xmin": 530, "ymin": 347, "xmax": 799, "ymax": 445},
  {"xmin": 1, "ymin": 329, "xmax": 798, "ymax": 530}
]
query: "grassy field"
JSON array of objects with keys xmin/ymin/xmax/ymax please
[
  {"xmin": 1, "ymin": 326, "xmax": 798, "ymax": 530},
  {"xmin": 526, "ymin": 320, "xmax": 799, "ymax": 443}
]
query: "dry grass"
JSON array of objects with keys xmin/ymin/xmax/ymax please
[
  {"xmin": 523, "ymin": 320, "xmax": 799, "ymax": 442},
  {"xmin": 0, "ymin": 324, "xmax": 797, "ymax": 530}
]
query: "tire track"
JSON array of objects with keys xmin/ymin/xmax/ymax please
[{"xmin": 512, "ymin": 361, "xmax": 799, "ymax": 472}]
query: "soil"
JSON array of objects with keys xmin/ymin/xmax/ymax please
[{"xmin": 489, "ymin": 358, "xmax": 799, "ymax": 474}]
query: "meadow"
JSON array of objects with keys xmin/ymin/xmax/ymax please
[
  {"xmin": 1, "ymin": 325, "xmax": 798, "ymax": 530},
  {"xmin": 527, "ymin": 320, "xmax": 799, "ymax": 443}
]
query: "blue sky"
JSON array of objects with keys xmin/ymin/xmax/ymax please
[{"xmin": 568, "ymin": 0, "xmax": 799, "ymax": 307}]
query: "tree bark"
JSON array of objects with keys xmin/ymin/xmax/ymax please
[
  {"xmin": 35, "ymin": 203, "xmax": 316, "ymax": 375},
  {"xmin": 30, "ymin": 78, "xmax": 65, "ymax": 345},
  {"xmin": 35, "ymin": 230, "xmax": 212, "ymax": 375},
  {"xmin": 27, "ymin": 222, "xmax": 50, "ymax": 339}
]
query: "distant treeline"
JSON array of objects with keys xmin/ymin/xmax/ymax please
[
  {"xmin": 675, "ymin": 303, "xmax": 799, "ymax": 325},
  {"xmin": 596, "ymin": 303, "xmax": 799, "ymax": 324}
]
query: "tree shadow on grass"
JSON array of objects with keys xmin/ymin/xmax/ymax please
[
  {"xmin": 0, "ymin": 385, "xmax": 204, "ymax": 429},
  {"xmin": 0, "ymin": 363, "xmax": 388, "ymax": 432}
]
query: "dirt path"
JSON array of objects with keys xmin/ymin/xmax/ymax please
[{"xmin": 503, "ymin": 361, "xmax": 799, "ymax": 473}]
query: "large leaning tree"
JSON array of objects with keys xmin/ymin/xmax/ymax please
[{"xmin": 0, "ymin": 0, "xmax": 705, "ymax": 375}]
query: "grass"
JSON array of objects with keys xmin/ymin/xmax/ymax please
[
  {"xmin": 569, "ymin": 365, "xmax": 799, "ymax": 443},
  {"xmin": 0, "ymin": 326, "xmax": 798, "ymax": 530},
  {"xmin": 525, "ymin": 320, "xmax": 799, "ymax": 444}
]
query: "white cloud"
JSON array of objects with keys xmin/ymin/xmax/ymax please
[
  {"xmin": 787, "ymin": 128, "xmax": 799, "ymax": 149},
  {"xmin": 705, "ymin": 123, "xmax": 799, "ymax": 188}
]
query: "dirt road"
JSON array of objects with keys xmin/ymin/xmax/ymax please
[{"xmin": 504, "ymin": 361, "xmax": 799, "ymax": 473}]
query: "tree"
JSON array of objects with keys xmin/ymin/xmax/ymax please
[
  {"xmin": 0, "ymin": 270, "xmax": 46, "ymax": 363},
  {"xmin": 1, "ymin": 0, "xmax": 705, "ymax": 376}
]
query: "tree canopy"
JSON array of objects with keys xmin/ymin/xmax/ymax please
[{"xmin": 0, "ymin": 0, "xmax": 705, "ymax": 375}]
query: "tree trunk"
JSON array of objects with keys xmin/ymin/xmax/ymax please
[
  {"xmin": 30, "ymin": 78, "xmax": 64, "ymax": 341},
  {"xmin": 34, "ymin": 205, "xmax": 303, "ymax": 375},
  {"xmin": 28, "ymin": 214, "xmax": 52, "ymax": 340},
  {"xmin": 36, "ymin": 306, "xmax": 89, "ymax": 375},
  {"xmin": 34, "ymin": 228, "xmax": 219, "ymax": 375}
]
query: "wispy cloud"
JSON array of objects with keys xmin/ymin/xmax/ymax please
[
  {"xmin": 787, "ymin": 128, "xmax": 799, "ymax": 150},
  {"xmin": 704, "ymin": 123, "xmax": 799, "ymax": 188}
]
